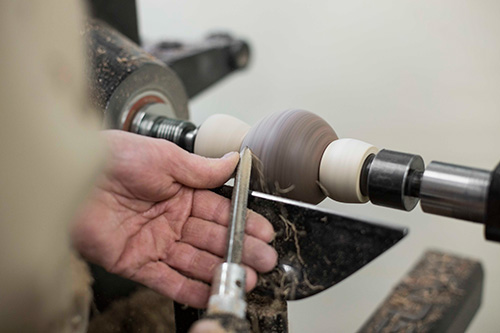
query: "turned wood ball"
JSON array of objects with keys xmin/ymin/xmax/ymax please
[{"xmin": 241, "ymin": 109, "xmax": 338, "ymax": 204}]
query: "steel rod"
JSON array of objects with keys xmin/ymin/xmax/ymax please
[{"xmin": 226, "ymin": 147, "xmax": 252, "ymax": 264}]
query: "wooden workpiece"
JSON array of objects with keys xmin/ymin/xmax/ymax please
[
  {"xmin": 194, "ymin": 114, "xmax": 251, "ymax": 158},
  {"xmin": 241, "ymin": 109, "xmax": 337, "ymax": 204},
  {"xmin": 196, "ymin": 109, "xmax": 381, "ymax": 205},
  {"xmin": 319, "ymin": 138, "xmax": 378, "ymax": 203}
]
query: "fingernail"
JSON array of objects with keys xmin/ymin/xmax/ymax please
[{"xmin": 221, "ymin": 151, "xmax": 238, "ymax": 159}]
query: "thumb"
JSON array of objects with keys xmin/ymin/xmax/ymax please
[{"xmin": 169, "ymin": 147, "xmax": 239, "ymax": 189}]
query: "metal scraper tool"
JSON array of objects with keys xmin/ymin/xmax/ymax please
[{"xmin": 207, "ymin": 147, "xmax": 252, "ymax": 318}]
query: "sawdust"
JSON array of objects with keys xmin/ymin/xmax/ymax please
[
  {"xmin": 250, "ymin": 153, "xmax": 270, "ymax": 194},
  {"xmin": 251, "ymin": 152, "xmax": 305, "ymax": 271},
  {"xmin": 278, "ymin": 214, "xmax": 304, "ymax": 266},
  {"xmin": 250, "ymin": 152, "xmax": 297, "ymax": 198},
  {"xmin": 280, "ymin": 268, "xmax": 298, "ymax": 300},
  {"xmin": 249, "ymin": 314, "xmax": 261, "ymax": 333},
  {"xmin": 316, "ymin": 180, "xmax": 330, "ymax": 197},
  {"xmin": 274, "ymin": 181, "xmax": 295, "ymax": 195},
  {"xmin": 302, "ymin": 271, "xmax": 324, "ymax": 292},
  {"xmin": 246, "ymin": 292, "xmax": 288, "ymax": 333},
  {"xmin": 278, "ymin": 214, "xmax": 291, "ymax": 241}
]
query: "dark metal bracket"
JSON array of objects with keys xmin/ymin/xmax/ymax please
[{"xmin": 146, "ymin": 34, "xmax": 250, "ymax": 99}]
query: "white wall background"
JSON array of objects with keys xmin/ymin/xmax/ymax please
[{"xmin": 138, "ymin": 1, "xmax": 500, "ymax": 332}]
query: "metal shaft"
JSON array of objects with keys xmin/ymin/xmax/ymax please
[
  {"xmin": 131, "ymin": 108, "xmax": 198, "ymax": 152},
  {"xmin": 225, "ymin": 147, "xmax": 253, "ymax": 264},
  {"xmin": 207, "ymin": 147, "xmax": 252, "ymax": 318},
  {"xmin": 363, "ymin": 149, "xmax": 492, "ymax": 224},
  {"xmin": 420, "ymin": 161, "xmax": 491, "ymax": 223}
]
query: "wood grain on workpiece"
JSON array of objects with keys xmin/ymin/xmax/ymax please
[{"xmin": 242, "ymin": 109, "xmax": 338, "ymax": 204}]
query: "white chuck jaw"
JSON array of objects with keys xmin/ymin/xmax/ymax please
[
  {"xmin": 194, "ymin": 114, "xmax": 250, "ymax": 158},
  {"xmin": 319, "ymin": 138, "xmax": 379, "ymax": 203}
]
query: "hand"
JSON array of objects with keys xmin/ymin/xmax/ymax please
[{"xmin": 72, "ymin": 130, "xmax": 277, "ymax": 308}]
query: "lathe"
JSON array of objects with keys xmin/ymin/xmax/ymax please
[{"xmin": 85, "ymin": 1, "xmax": 494, "ymax": 332}]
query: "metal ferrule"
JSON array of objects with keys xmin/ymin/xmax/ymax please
[
  {"xmin": 420, "ymin": 161, "xmax": 491, "ymax": 223},
  {"xmin": 207, "ymin": 263, "xmax": 247, "ymax": 318},
  {"xmin": 130, "ymin": 106, "xmax": 197, "ymax": 152}
]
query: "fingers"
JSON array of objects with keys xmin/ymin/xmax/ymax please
[
  {"xmin": 132, "ymin": 244, "xmax": 260, "ymax": 308},
  {"xmin": 181, "ymin": 217, "xmax": 278, "ymax": 273},
  {"xmin": 132, "ymin": 261, "xmax": 211, "ymax": 308},
  {"xmin": 192, "ymin": 190, "xmax": 275, "ymax": 243},
  {"xmin": 160, "ymin": 140, "xmax": 240, "ymax": 189},
  {"xmin": 164, "ymin": 241, "xmax": 258, "ymax": 291},
  {"xmin": 102, "ymin": 131, "xmax": 239, "ymax": 198}
]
